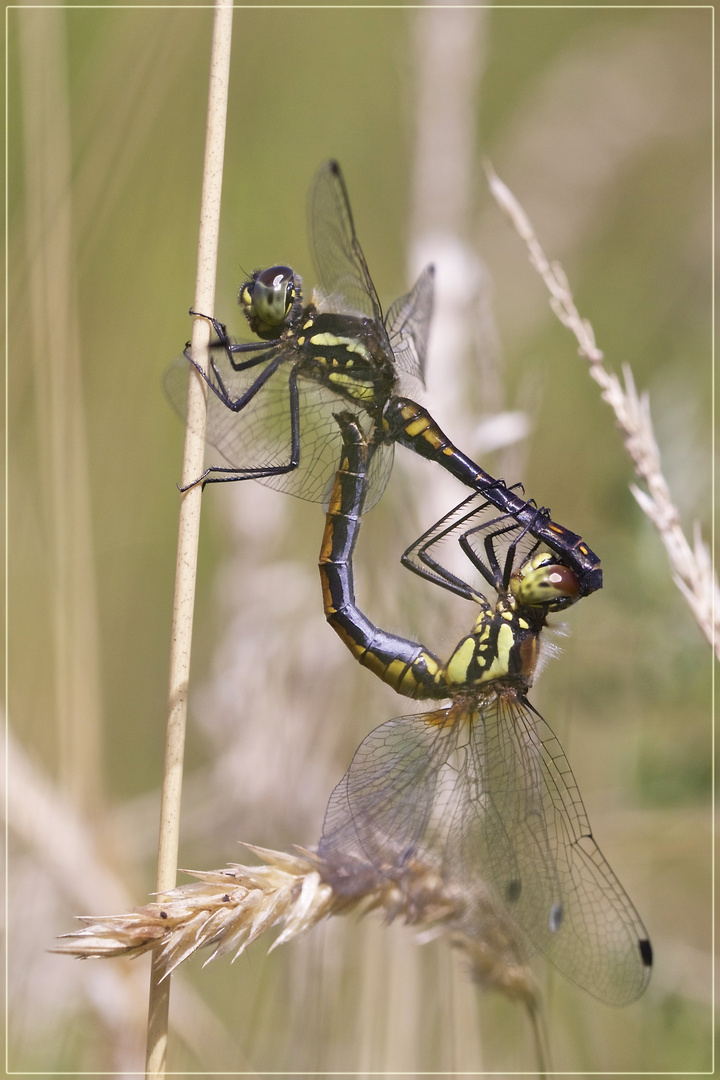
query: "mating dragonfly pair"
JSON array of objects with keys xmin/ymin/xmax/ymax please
[{"xmin": 167, "ymin": 161, "xmax": 651, "ymax": 1005}]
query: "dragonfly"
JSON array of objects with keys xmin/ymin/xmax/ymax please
[
  {"xmin": 166, "ymin": 160, "xmax": 602, "ymax": 596},
  {"xmin": 316, "ymin": 412, "xmax": 653, "ymax": 1006}
]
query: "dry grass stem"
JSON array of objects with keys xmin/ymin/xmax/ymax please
[
  {"xmin": 486, "ymin": 165, "xmax": 718, "ymax": 658},
  {"xmin": 19, "ymin": 0, "xmax": 104, "ymax": 815},
  {"xmin": 57, "ymin": 844, "xmax": 539, "ymax": 1012},
  {"xmin": 146, "ymin": 4, "xmax": 234, "ymax": 1076}
]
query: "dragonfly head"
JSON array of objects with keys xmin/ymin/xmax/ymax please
[
  {"xmin": 510, "ymin": 553, "xmax": 580, "ymax": 613},
  {"xmin": 239, "ymin": 265, "xmax": 303, "ymax": 338}
]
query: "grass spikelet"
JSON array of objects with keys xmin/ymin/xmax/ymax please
[
  {"xmin": 486, "ymin": 163, "xmax": 718, "ymax": 658},
  {"xmin": 55, "ymin": 844, "xmax": 538, "ymax": 1011}
]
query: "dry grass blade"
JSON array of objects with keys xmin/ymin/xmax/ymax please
[{"xmin": 486, "ymin": 164, "xmax": 718, "ymax": 659}]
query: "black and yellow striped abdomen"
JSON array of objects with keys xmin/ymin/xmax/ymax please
[
  {"xmin": 319, "ymin": 414, "xmax": 551, "ymax": 701},
  {"xmin": 319, "ymin": 415, "xmax": 447, "ymax": 699}
]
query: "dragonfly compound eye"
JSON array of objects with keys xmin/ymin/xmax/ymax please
[
  {"xmin": 513, "ymin": 561, "xmax": 580, "ymax": 609},
  {"xmin": 249, "ymin": 266, "xmax": 296, "ymax": 326}
]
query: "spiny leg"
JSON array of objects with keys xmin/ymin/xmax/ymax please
[
  {"xmin": 384, "ymin": 395, "xmax": 602, "ymax": 596},
  {"xmin": 182, "ymin": 366, "xmax": 303, "ymax": 490}
]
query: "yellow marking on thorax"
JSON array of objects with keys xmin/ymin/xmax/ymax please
[
  {"xmin": 445, "ymin": 636, "xmax": 476, "ymax": 686},
  {"xmin": 477, "ymin": 622, "xmax": 514, "ymax": 684},
  {"xmin": 309, "ymin": 332, "xmax": 371, "ymax": 360},
  {"xmin": 327, "ymin": 372, "xmax": 376, "ymax": 400}
]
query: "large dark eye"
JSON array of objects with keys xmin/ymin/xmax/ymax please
[
  {"xmin": 250, "ymin": 266, "xmax": 295, "ymax": 326},
  {"xmin": 514, "ymin": 562, "xmax": 580, "ymax": 609}
]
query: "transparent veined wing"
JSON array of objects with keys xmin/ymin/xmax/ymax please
[
  {"xmin": 309, "ymin": 160, "xmax": 385, "ymax": 325},
  {"xmin": 311, "ymin": 161, "xmax": 434, "ymax": 384},
  {"xmin": 384, "ymin": 264, "xmax": 435, "ymax": 385},
  {"xmin": 318, "ymin": 709, "xmax": 454, "ymax": 894},
  {"xmin": 447, "ymin": 692, "xmax": 653, "ymax": 1005},
  {"xmin": 164, "ymin": 349, "xmax": 394, "ymax": 508},
  {"xmin": 318, "ymin": 694, "xmax": 652, "ymax": 1005}
]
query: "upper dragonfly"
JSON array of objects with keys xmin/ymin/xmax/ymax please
[
  {"xmin": 316, "ymin": 412, "xmax": 652, "ymax": 1007},
  {"xmin": 166, "ymin": 160, "xmax": 601, "ymax": 595}
]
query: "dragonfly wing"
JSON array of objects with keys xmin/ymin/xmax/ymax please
[
  {"xmin": 450, "ymin": 693, "xmax": 652, "ymax": 1005},
  {"xmin": 164, "ymin": 350, "xmax": 393, "ymax": 507},
  {"xmin": 164, "ymin": 350, "xmax": 194, "ymax": 423},
  {"xmin": 318, "ymin": 711, "xmax": 453, "ymax": 896},
  {"xmin": 164, "ymin": 341, "xmax": 301, "ymax": 481},
  {"xmin": 163, "ymin": 338, "xmax": 286, "ymax": 450},
  {"xmin": 263, "ymin": 376, "xmax": 393, "ymax": 508},
  {"xmin": 385, "ymin": 264, "xmax": 435, "ymax": 385},
  {"xmin": 363, "ymin": 438, "xmax": 395, "ymax": 513},
  {"xmin": 309, "ymin": 160, "xmax": 385, "ymax": 325}
]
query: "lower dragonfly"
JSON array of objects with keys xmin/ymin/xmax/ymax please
[
  {"xmin": 166, "ymin": 160, "xmax": 601, "ymax": 597},
  {"xmin": 316, "ymin": 412, "xmax": 652, "ymax": 1006}
]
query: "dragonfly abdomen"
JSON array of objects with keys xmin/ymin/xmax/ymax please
[{"xmin": 320, "ymin": 412, "xmax": 448, "ymax": 700}]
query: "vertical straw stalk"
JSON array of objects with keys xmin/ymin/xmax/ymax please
[
  {"xmin": 18, "ymin": 1, "xmax": 104, "ymax": 816},
  {"xmin": 145, "ymin": 3, "xmax": 233, "ymax": 1076}
]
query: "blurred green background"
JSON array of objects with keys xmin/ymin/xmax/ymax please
[{"xmin": 6, "ymin": 3, "xmax": 713, "ymax": 1075}]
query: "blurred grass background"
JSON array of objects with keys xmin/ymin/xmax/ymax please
[{"xmin": 6, "ymin": 3, "xmax": 713, "ymax": 1075}]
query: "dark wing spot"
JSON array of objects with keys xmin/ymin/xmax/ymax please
[
  {"xmin": 505, "ymin": 879, "xmax": 522, "ymax": 904},
  {"xmin": 639, "ymin": 938, "xmax": 653, "ymax": 967}
]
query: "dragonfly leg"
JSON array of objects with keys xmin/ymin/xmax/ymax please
[
  {"xmin": 189, "ymin": 308, "xmax": 229, "ymax": 343},
  {"xmin": 179, "ymin": 366, "xmax": 303, "ymax": 490},
  {"xmin": 402, "ymin": 492, "xmax": 531, "ymax": 598},
  {"xmin": 385, "ymin": 396, "xmax": 603, "ymax": 595}
]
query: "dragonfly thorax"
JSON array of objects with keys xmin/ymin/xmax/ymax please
[
  {"xmin": 443, "ymin": 597, "xmax": 541, "ymax": 692},
  {"xmin": 297, "ymin": 312, "xmax": 397, "ymax": 410}
]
